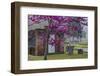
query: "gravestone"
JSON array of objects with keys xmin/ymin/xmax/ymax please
[
  {"xmin": 77, "ymin": 49, "xmax": 83, "ymax": 54},
  {"xmin": 66, "ymin": 46, "xmax": 74, "ymax": 55}
]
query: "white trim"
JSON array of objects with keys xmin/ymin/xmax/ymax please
[{"xmin": 20, "ymin": 6, "xmax": 95, "ymax": 70}]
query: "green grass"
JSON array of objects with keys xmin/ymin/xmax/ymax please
[
  {"xmin": 28, "ymin": 51, "xmax": 88, "ymax": 61},
  {"xmin": 74, "ymin": 42, "xmax": 88, "ymax": 49},
  {"xmin": 28, "ymin": 42, "xmax": 88, "ymax": 61}
]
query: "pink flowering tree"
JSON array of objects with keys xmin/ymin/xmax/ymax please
[{"xmin": 28, "ymin": 15, "xmax": 87, "ymax": 46}]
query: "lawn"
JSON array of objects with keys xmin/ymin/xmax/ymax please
[
  {"xmin": 28, "ymin": 50, "xmax": 88, "ymax": 60},
  {"xmin": 28, "ymin": 42, "xmax": 88, "ymax": 61}
]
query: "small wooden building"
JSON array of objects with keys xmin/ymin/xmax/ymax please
[
  {"xmin": 28, "ymin": 29, "xmax": 64, "ymax": 56},
  {"xmin": 35, "ymin": 29, "xmax": 47, "ymax": 56},
  {"xmin": 28, "ymin": 29, "xmax": 47, "ymax": 56}
]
